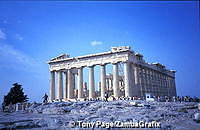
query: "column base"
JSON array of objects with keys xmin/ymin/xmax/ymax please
[
  {"xmin": 62, "ymin": 98, "xmax": 68, "ymax": 102},
  {"xmin": 67, "ymin": 98, "xmax": 77, "ymax": 102},
  {"xmin": 77, "ymin": 98, "xmax": 85, "ymax": 101}
]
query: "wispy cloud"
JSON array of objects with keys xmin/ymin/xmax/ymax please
[
  {"xmin": 15, "ymin": 34, "xmax": 24, "ymax": 41},
  {"xmin": 90, "ymin": 40, "xmax": 103, "ymax": 46},
  {"xmin": 3, "ymin": 20, "xmax": 8, "ymax": 24},
  {"xmin": 0, "ymin": 42, "xmax": 39, "ymax": 72},
  {"xmin": 0, "ymin": 29, "xmax": 6, "ymax": 40}
]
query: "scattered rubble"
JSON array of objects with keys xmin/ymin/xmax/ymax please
[
  {"xmin": 194, "ymin": 113, "xmax": 200, "ymax": 123},
  {"xmin": 0, "ymin": 100, "xmax": 200, "ymax": 129}
]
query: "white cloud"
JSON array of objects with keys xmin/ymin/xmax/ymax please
[
  {"xmin": 0, "ymin": 42, "xmax": 39, "ymax": 71},
  {"xmin": 0, "ymin": 29, "xmax": 6, "ymax": 40},
  {"xmin": 15, "ymin": 34, "xmax": 24, "ymax": 41},
  {"xmin": 90, "ymin": 41, "xmax": 103, "ymax": 46}
]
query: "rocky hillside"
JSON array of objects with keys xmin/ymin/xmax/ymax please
[{"xmin": 0, "ymin": 100, "xmax": 200, "ymax": 129}]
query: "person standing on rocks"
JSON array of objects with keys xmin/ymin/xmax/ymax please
[
  {"xmin": 43, "ymin": 93, "xmax": 48, "ymax": 103},
  {"xmin": 2, "ymin": 102, "xmax": 5, "ymax": 112},
  {"xmin": 105, "ymin": 92, "xmax": 108, "ymax": 102}
]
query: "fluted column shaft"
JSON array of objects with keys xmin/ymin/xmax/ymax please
[
  {"xmin": 67, "ymin": 69, "xmax": 74, "ymax": 99},
  {"xmin": 57, "ymin": 71, "xmax": 63, "ymax": 100},
  {"xmin": 63, "ymin": 72, "xmax": 68, "ymax": 100},
  {"xmin": 144, "ymin": 69, "xmax": 147, "ymax": 93},
  {"xmin": 100, "ymin": 65, "xmax": 106, "ymax": 99},
  {"xmin": 89, "ymin": 66, "xmax": 95, "ymax": 99},
  {"xmin": 113, "ymin": 63, "xmax": 119, "ymax": 98},
  {"xmin": 172, "ymin": 78, "xmax": 177, "ymax": 96},
  {"xmin": 124, "ymin": 62, "xmax": 131, "ymax": 97},
  {"xmin": 138, "ymin": 67, "xmax": 143, "ymax": 97},
  {"xmin": 134, "ymin": 66, "xmax": 138, "ymax": 85},
  {"xmin": 106, "ymin": 79, "xmax": 109, "ymax": 91},
  {"xmin": 50, "ymin": 71, "xmax": 55, "ymax": 101},
  {"xmin": 109, "ymin": 79, "xmax": 112, "ymax": 90},
  {"xmin": 78, "ymin": 67, "xmax": 83, "ymax": 99}
]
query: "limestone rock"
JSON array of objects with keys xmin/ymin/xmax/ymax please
[{"xmin": 194, "ymin": 113, "xmax": 200, "ymax": 123}]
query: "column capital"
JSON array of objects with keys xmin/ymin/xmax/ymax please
[
  {"xmin": 100, "ymin": 63, "xmax": 107, "ymax": 66},
  {"xmin": 88, "ymin": 65, "xmax": 95, "ymax": 68},
  {"xmin": 56, "ymin": 69, "xmax": 65, "ymax": 73},
  {"xmin": 76, "ymin": 66, "xmax": 84, "ymax": 69},
  {"xmin": 112, "ymin": 62, "xmax": 119, "ymax": 65},
  {"xmin": 123, "ymin": 61, "xmax": 134, "ymax": 64}
]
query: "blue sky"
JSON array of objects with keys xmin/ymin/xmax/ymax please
[{"xmin": 0, "ymin": 1, "xmax": 199, "ymax": 103}]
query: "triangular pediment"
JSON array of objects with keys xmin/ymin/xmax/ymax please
[{"xmin": 50, "ymin": 54, "xmax": 69, "ymax": 61}]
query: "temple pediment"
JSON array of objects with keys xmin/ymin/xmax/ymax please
[{"xmin": 50, "ymin": 54, "xmax": 70, "ymax": 61}]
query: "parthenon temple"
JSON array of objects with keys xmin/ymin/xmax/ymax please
[{"xmin": 47, "ymin": 46, "xmax": 176, "ymax": 102}]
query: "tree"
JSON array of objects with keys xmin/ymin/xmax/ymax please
[{"xmin": 2, "ymin": 83, "xmax": 28, "ymax": 106}]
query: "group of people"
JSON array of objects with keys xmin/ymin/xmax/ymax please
[
  {"xmin": 19, "ymin": 93, "xmax": 200, "ymax": 105},
  {"xmin": 85, "ymin": 95, "xmax": 200, "ymax": 102},
  {"xmin": 1, "ymin": 93, "xmax": 200, "ymax": 112},
  {"xmin": 153, "ymin": 95, "xmax": 200, "ymax": 102},
  {"xmin": 175, "ymin": 96, "xmax": 200, "ymax": 102}
]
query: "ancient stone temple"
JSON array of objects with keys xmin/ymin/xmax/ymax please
[{"xmin": 47, "ymin": 46, "xmax": 176, "ymax": 102}]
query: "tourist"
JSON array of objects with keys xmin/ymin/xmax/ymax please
[
  {"xmin": 43, "ymin": 93, "xmax": 48, "ymax": 103},
  {"xmin": 105, "ymin": 92, "xmax": 108, "ymax": 102},
  {"xmin": 2, "ymin": 102, "xmax": 5, "ymax": 112}
]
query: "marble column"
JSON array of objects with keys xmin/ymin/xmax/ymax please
[
  {"xmin": 100, "ymin": 65, "xmax": 106, "ymax": 99},
  {"xmin": 131, "ymin": 63, "xmax": 136, "ymax": 96},
  {"xmin": 83, "ymin": 82, "xmax": 88, "ymax": 98},
  {"xmin": 166, "ymin": 77, "xmax": 169, "ymax": 96},
  {"xmin": 67, "ymin": 69, "xmax": 74, "ymax": 99},
  {"xmin": 165, "ymin": 76, "xmax": 169, "ymax": 96},
  {"xmin": 146, "ymin": 69, "xmax": 149, "ymax": 88},
  {"xmin": 152, "ymin": 70, "xmax": 156, "ymax": 95},
  {"xmin": 169, "ymin": 78, "xmax": 173, "ymax": 96},
  {"xmin": 138, "ymin": 67, "xmax": 143, "ymax": 97},
  {"xmin": 57, "ymin": 71, "xmax": 63, "ymax": 100},
  {"xmin": 148, "ymin": 69, "xmax": 152, "ymax": 92},
  {"xmin": 172, "ymin": 78, "xmax": 177, "ymax": 96},
  {"xmin": 144, "ymin": 69, "xmax": 147, "ymax": 95},
  {"xmin": 50, "ymin": 71, "xmax": 55, "ymax": 101},
  {"xmin": 160, "ymin": 74, "xmax": 163, "ymax": 88},
  {"xmin": 144, "ymin": 68, "xmax": 148, "ymax": 93},
  {"xmin": 156, "ymin": 72, "xmax": 159, "ymax": 94},
  {"xmin": 134, "ymin": 66, "xmax": 138, "ymax": 85},
  {"xmin": 124, "ymin": 62, "xmax": 132, "ymax": 97},
  {"xmin": 98, "ymin": 82, "xmax": 101, "ymax": 94},
  {"xmin": 63, "ymin": 72, "xmax": 68, "ymax": 100},
  {"xmin": 106, "ymin": 79, "xmax": 109, "ymax": 91},
  {"xmin": 109, "ymin": 79, "xmax": 112, "ymax": 90},
  {"xmin": 159, "ymin": 73, "xmax": 161, "ymax": 87},
  {"xmin": 89, "ymin": 66, "xmax": 95, "ymax": 99},
  {"xmin": 78, "ymin": 67, "xmax": 83, "ymax": 99},
  {"xmin": 113, "ymin": 63, "xmax": 119, "ymax": 98},
  {"xmin": 72, "ymin": 73, "xmax": 75, "ymax": 97}
]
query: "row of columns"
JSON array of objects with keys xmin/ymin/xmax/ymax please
[
  {"xmin": 50, "ymin": 62, "xmax": 176, "ymax": 101},
  {"xmin": 105, "ymin": 76, "xmax": 124, "ymax": 91},
  {"xmin": 135, "ymin": 65, "xmax": 176, "ymax": 97},
  {"xmin": 49, "ymin": 62, "xmax": 133, "ymax": 101}
]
